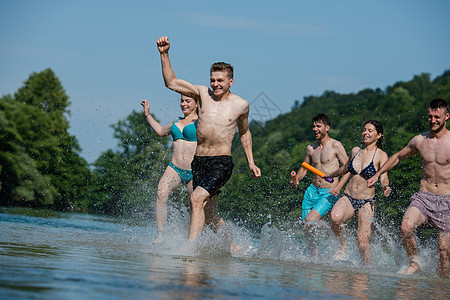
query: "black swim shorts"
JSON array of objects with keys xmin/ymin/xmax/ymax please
[{"xmin": 191, "ymin": 155, "xmax": 234, "ymax": 196}]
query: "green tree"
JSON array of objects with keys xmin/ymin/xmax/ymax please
[
  {"xmin": 0, "ymin": 69, "xmax": 91, "ymax": 209},
  {"xmin": 89, "ymin": 111, "xmax": 171, "ymax": 216}
]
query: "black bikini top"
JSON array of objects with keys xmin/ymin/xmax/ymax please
[{"xmin": 348, "ymin": 148, "xmax": 377, "ymax": 180}]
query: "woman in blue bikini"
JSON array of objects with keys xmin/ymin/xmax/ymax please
[
  {"xmin": 141, "ymin": 95, "xmax": 199, "ymax": 243},
  {"xmin": 324, "ymin": 120, "xmax": 391, "ymax": 266}
]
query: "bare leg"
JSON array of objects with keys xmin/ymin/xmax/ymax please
[
  {"xmin": 154, "ymin": 166, "xmax": 181, "ymax": 243},
  {"xmin": 204, "ymin": 195, "xmax": 223, "ymax": 232},
  {"xmin": 357, "ymin": 202, "xmax": 374, "ymax": 266},
  {"xmin": 304, "ymin": 209, "xmax": 322, "ymax": 257},
  {"xmin": 185, "ymin": 180, "xmax": 194, "ymax": 198},
  {"xmin": 203, "ymin": 195, "xmax": 242, "ymax": 252},
  {"xmin": 437, "ymin": 231, "xmax": 450, "ymax": 278},
  {"xmin": 330, "ymin": 196, "xmax": 354, "ymax": 260},
  {"xmin": 399, "ymin": 206, "xmax": 426, "ymax": 274},
  {"xmin": 188, "ymin": 187, "xmax": 210, "ymax": 241}
]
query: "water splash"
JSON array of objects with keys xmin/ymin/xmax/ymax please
[{"xmin": 145, "ymin": 204, "xmax": 443, "ymax": 278}]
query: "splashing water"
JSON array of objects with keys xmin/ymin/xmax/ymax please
[
  {"xmin": 1, "ymin": 206, "xmax": 448, "ymax": 300},
  {"xmin": 145, "ymin": 203, "xmax": 442, "ymax": 278}
]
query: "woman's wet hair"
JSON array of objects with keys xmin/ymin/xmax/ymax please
[{"xmin": 365, "ymin": 120, "xmax": 384, "ymax": 149}]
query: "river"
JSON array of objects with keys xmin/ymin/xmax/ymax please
[{"xmin": 0, "ymin": 206, "xmax": 448, "ymax": 299}]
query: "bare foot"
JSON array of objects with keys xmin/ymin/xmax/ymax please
[
  {"xmin": 152, "ymin": 235, "xmax": 163, "ymax": 244},
  {"xmin": 333, "ymin": 246, "xmax": 347, "ymax": 261},
  {"xmin": 230, "ymin": 241, "xmax": 243, "ymax": 254},
  {"xmin": 311, "ymin": 247, "xmax": 319, "ymax": 258},
  {"xmin": 437, "ymin": 267, "xmax": 449, "ymax": 279},
  {"xmin": 179, "ymin": 240, "xmax": 195, "ymax": 253},
  {"xmin": 399, "ymin": 259, "xmax": 423, "ymax": 275}
]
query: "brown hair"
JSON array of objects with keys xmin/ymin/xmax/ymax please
[
  {"xmin": 312, "ymin": 113, "xmax": 330, "ymax": 127},
  {"xmin": 429, "ymin": 98, "xmax": 448, "ymax": 113},
  {"xmin": 210, "ymin": 62, "xmax": 233, "ymax": 79}
]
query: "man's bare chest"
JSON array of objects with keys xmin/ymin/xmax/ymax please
[{"xmin": 419, "ymin": 140, "xmax": 450, "ymax": 165}]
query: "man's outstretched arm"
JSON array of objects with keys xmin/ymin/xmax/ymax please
[
  {"xmin": 367, "ymin": 140, "xmax": 418, "ymax": 187},
  {"xmin": 157, "ymin": 36, "xmax": 201, "ymax": 100}
]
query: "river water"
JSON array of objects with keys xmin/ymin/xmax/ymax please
[{"xmin": 0, "ymin": 206, "xmax": 448, "ymax": 299}]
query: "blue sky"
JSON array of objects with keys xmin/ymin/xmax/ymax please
[{"xmin": 1, "ymin": 0, "xmax": 449, "ymax": 163}]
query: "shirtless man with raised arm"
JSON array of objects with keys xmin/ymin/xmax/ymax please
[
  {"xmin": 368, "ymin": 98, "xmax": 450, "ymax": 278},
  {"xmin": 156, "ymin": 36, "xmax": 261, "ymax": 242},
  {"xmin": 291, "ymin": 113, "xmax": 350, "ymax": 256}
]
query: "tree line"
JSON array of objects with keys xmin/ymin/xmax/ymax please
[{"xmin": 1, "ymin": 68, "xmax": 449, "ymax": 230}]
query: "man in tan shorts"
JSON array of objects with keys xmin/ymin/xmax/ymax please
[
  {"xmin": 368, "ymin": 98, "xmax": 450, "ymax": 278},
  {"xmin": 156, "ymin": 36, "xmax": 261, "ymax": 242}
]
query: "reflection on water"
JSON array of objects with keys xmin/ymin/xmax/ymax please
[
  {"xmin": 1, "ymin": 206, "xmax": 449, "ymax": 299},
  {"xmin": 394, "ymin": 279, "xmax": 449, "ymax": 300}
]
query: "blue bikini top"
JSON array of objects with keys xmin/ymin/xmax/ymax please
[
  {"xmin": 170, "ymin": 118, "xmax": 197, "ymax": 142},
  {"xmin": 348, "ymin": 148, "xmax": 377, "ymax": 180}
]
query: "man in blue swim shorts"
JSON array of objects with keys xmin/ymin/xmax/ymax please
[
  {"xmin": 157, "ymin": 36, "xmax": 261, "ymax": 242},
  {"xmin": 291, "ymin": 113, "xmax": 350, "ymax": 256}
]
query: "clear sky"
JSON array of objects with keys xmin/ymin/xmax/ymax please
[{"xmin": 1, "ymin": 0, "xmax": 449, "ymax": 163}]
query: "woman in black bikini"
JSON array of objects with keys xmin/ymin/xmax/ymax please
[{"xmin": 324, "ymin": 120, "xmax": 391, "ymax": 266}]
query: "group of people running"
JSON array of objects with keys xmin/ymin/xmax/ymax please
[
  {"xmin": 143, "ymin": 35, "xmax": 449, "ymax": 278},
  {"xmin": 289, "ymin": 100, "xmax": 449, "ymax": 279},
  {"xmin": 295, "ymin": 100, "xmax": 449, "ymax": 279},
  {"xmin": 290, "ymin": 115, "xmax": 390, "ymax": 268}
]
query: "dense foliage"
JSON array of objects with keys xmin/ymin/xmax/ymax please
[
  {"xmin": 1, "ymin": 69, "xmax": 449, "ymax": 230},
  {"xmin": 87, "ymin": 110, "xmax": 173, "ymax": 216},
  {"xmin": 0, "ymin": 69, "xmax": 91, "ymax": 209}
]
